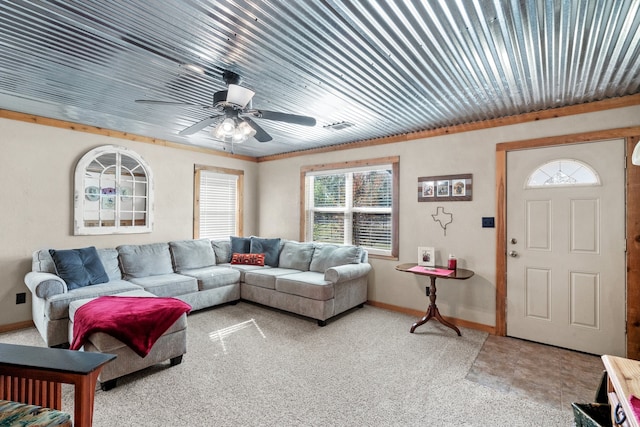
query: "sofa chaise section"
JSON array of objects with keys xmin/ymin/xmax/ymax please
[
  {"xmin": 25, "ymin": 248, "xmax": 141, "ymax": 347},
  {"xmin": 231, "ymin": 239, "xmax": 371, "ymax": 326},
  {"xmin": 26, "ymin": 240, "xmax": 241, "ymax": 348}
]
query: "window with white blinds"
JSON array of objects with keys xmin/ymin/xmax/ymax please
[
  {"xmin": 194, "ymin": 166, "xmax": 243, "ymax": 239},
  {"xmin": 303, "ymin": 158, "xmax": 399, "ymax": 258}
]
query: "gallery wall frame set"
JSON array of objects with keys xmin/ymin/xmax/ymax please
[{"xmin": 418, "ymin": 173, "xmax": 472, "ymax": 202}]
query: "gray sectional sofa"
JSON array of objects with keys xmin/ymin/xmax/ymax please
[{"xmin": 25, "ymin": 237, "xmax": 371, "ymax": 347}]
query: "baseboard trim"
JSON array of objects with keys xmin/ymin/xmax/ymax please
[
  {"xmin": 366, "ymin": 300, "xmax": 496, "ymax": 335},
  {"xmin": 0, "ymin": 320, "xmax": 34, "ymax": 334}
]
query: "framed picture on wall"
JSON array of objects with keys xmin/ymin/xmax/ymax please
[
  {"xmin": 421, "ymin": 181, "xmax": 435, "ymax": 198},
  {"xmin": 417, "ymin": 246, "xmax": 435, "ymax": 267},
  {"xmin": 436, "ymin": 180, "xmax": 450, "ymax": 197},
  {"xmin": 418, "ymin": 174, "xmax": 472, "ymax": 202}
]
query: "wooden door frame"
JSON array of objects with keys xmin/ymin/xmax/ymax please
[{"xmin": 495, "ymin": 126, "xmax": 640, "ymax": 358}]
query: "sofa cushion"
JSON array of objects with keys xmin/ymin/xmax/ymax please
[
  {"xmin": 127, "ymin": 273, "xmax": 198, "ymax": 297},
  {"xmin": 275, "ymin": 272, "xmax": 334, "ymax": 300},
  {"xmin": 230, "ymin": 236, "xmax": 251, "ymax": 254},
  {"xmin": 212, "ymin": 239, "xmax": 232, "ymax": 264},
  {"xmin": 117, "ymin": 243, "xmax": 174, "ymax": 279},
  {"xmin": 223, "ymin": 263, "xmax": 267, "ymax": 281},
  {"xmin": 98, "ymin": 248, "xmax": 122, "ymax": 281},
  {"xmin": 244, "ymin": 268, "xmax": 303, "ymax": 290},
  {"xmin": 169, "ymin": 239, "xmax": 216, "ymax": 271},
  {"xmin": 32, "ymin": 249, "xmax": 57, "ymax": 273},
  {"xmin": 250, "ymin": 237, "xmax": 281, "ymax": 267},
  {"xmin": 179, "ymin": 266, "xmax": 240, "ymax": 291},
  {"xmin": 309, "ymin": 244, "xmax": 363, "ymax": 273},
  {"xmin": 232, "ymin": 253, "xmax": 265, "ymax": 266},
  {"xmin": 45, "ymin": 280, "xmax": 142, "ymax": 321},
  {"xmin": 278, "ymin": 241, "xmax": 315, "ymax": 271},
  {"xmin": 49, "ymin": 247, "xmax": 109, "ymax": 290}
]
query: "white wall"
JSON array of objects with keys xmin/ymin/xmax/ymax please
[
  {"xmin": 0, "ymin": 118, "xmax": 259, "ymax": 326},
  {"xmin": 258, "ymin": 105, "xmax": 640, "ymax": 327},
  {"xmin": 2, "ymin": 105, "xmax": 639, "ymax": 330}
]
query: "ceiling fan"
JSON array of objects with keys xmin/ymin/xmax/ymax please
[{"xmin": 135, "ymin": 70, "xmax": 316, "ymax": 143}]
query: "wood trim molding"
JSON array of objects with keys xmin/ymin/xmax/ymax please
[
  {"xmin": 495, "ymin": 129, "xmax": 640, "ymax": 358},
  {"xmin": 495, "ymin": 150, "xmax": 507, "ymax": 336},
  {"xmin": 193, "ymin": 165, "xmax": 245, "ymax": 238},
  {"xmin": 3, "ymin": 94, "xmax": 640, "ymax": 164},
  {"xmin": 0, "ymin": 320, "xmax": 34, "ymax": 334},
  {"xmin": 496, "ymin": 126, "xmax": 640, "ymax": 152},
  {"xmin": 300, "ymin": 156, "xmax": 399, "ymax": 173},
  {"xmin": 0, "ymin": 109, "xmax": 257, "ymax": 162},
  {"xmin": 627, "ymin": 136, "xmax": 640, "ymax": 360},
  {"xmin": 258, "ymin": 93, "xmax": 640, "ymax": 162},
  {"xmin": 299, "ymin": 156, "xmax": 400, "ymax": 257},
  {"xmin": 366, "ymin": 300, "xmax": 496, "ymax": 335}
]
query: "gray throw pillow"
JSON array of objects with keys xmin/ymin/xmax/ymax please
[
  {"xmin": 212, "ymin": 239, "xmax": 232, "ymax": 264},
  {"xmin": 169, "ymin": 239, "xmax": 216, "ymax": 271},
  {"xmin": 250, "ymin": 237, "xmax": 281, "ymax": 267},
  {"xmin": 279, "ymin": 241, "xmax": 315, "ymax": 271},
  {"xmin": 49, "ymin": 246, "xmax": 109, "ymax": 290},
  {"xmin": 309, "ymin": 244, "xmax": 362, "ymax": 273}
]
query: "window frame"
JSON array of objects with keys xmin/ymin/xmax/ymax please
[
  {"xmin": 193, "ymin": 165, "xmax": 243, "ymax": 239},
  {"xmin": 300, "ymin": 156, "xmax": 399, "ymax": 259},
  {"xmin": 74, "ymin": 145, "xmax": 153, "ymax": 235}
]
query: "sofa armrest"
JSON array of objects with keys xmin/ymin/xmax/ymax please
[
  {"xmin": 24, "ymin": 272, "xmax": 67, "ymax": 298},
  {"xmin": 324, "ymin": 263, "xmax": 372, "ymax": 284}
]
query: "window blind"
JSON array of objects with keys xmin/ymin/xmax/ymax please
[
  {"xmin": 306, "ymin": 165, "xmax": 393, "ymax": 255},
  {"xmin": 199, "ymin": 170, "xmax": 237, "ymax": 239}
]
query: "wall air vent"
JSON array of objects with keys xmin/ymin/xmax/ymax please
[{"xmin": 323, "ymin": 121, "xmax": 355, "ymax": 131}]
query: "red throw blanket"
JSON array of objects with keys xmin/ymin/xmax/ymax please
[{"xmin": 70, "ymin": 296, "xmax": 192, "ymax": 357}]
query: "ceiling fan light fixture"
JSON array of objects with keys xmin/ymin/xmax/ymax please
[
  {"xmin": 213, "ymin": 118, "xmax": 256, "ymax": 143},
  {"xmin": 227, "ymin": 84, "xmax": 255, "ymax": 108},
  {"xmin": 220, "ymin": 118, "xmax": 235, "ymax": 135},
  {"xmin": 232, "ymin": 121, "xmax": 256, "ymax": 143},
  {"xmin": 212, "ymin": 118, "xmax": 234, "ymax": 139}
]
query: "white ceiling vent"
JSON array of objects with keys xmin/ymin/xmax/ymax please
[{"xmin": 323, "ymin": 121, "xmax": 355, "ymax": 130}]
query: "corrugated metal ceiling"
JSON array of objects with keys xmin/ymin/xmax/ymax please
[{"xmin": 0, "ymin": 0, "xmax": 639, "ymax": 158}]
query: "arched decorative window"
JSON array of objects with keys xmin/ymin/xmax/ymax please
[
  {"xmin": 74, "ymin": 145, "xmax": 153, "ymax": 235},
  {"xmin": 525, "ymin": 159, "xmax": 600, "ymax": 189}
]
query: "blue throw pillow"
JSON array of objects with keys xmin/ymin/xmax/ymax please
[
  {"xmin": 230, "ymin": 236, "xmax": 251, "ymax": 254},
  {"xmin": 49, "ymin": 247, "xmax": 109, "ymax": 290},
  {"xmin": 250, "ymin": 237, "xmax": 282, "ymax": 267}
]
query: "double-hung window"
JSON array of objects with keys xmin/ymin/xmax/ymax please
[
  {"xmin": 302, "ymin": 157, "xmax": 399, "ymax": 258},
  {"xmin": 194, "ymin": 165, "xmax": 243, "ymax": 239}
]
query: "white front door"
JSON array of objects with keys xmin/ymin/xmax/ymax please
[{"xmin": 506, "ymin": 139, "xmax": 626, "ymax": 356}]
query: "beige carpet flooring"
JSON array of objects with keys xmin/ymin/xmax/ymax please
[{"xmin": 0, "ymin": 302, "xmax": 598, "ymax": 426}]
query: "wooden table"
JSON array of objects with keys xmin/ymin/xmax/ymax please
[
  {"xmin": 602, "ymin": 355, "xmax": 640, "ymax": 427},
  {"xmin": 0, "ymin": 343, "xmax": 115, "ymax": 427},
  {"xmin": 396, "ymin": 263, "xmax": 474, "ymax": 336}
]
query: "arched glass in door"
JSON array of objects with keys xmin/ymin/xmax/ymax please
[
  {"xmin": 525, "ymin": 159, "xmax": 600, "ymax": 188},
  {"xmin": 74, "ymin": 145, "xmax": 153, "ymax": 235}
]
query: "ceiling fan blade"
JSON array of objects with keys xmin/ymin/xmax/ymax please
[
  {"xmin": 243, "ymin": 118, "xmax": 272, "ymax": 142},
  {"xmin": 178, "ymin": 116, "xmax": 222, "ymax": 136},
  {"xmin": 247, "ymin": 109, "xmax": 316, "ymax": 126}
]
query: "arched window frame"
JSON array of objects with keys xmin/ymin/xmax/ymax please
[
  {"xmin": 525, "ymin": 158, "xmax": 601, "ymax": 189},
  {"xmin": 74, "ymin": 145, "xmax": 153, "ymax": 235}
]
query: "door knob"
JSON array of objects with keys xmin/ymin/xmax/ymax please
[
  {"xmin": 510, "ymin": 238, "xmax": 517, "ymax": 244},
  {"xmin": 509, "ymin": 250, "xmax": 518, "ymax": 257}
]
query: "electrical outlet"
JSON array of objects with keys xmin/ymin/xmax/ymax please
[
  {"xmin": 482, "ymin": 217, "xmax": 495, "ymax": 228},
  {"xmin": 16, "ymin": 292, "xmax": 26, "ymax": 304}
]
